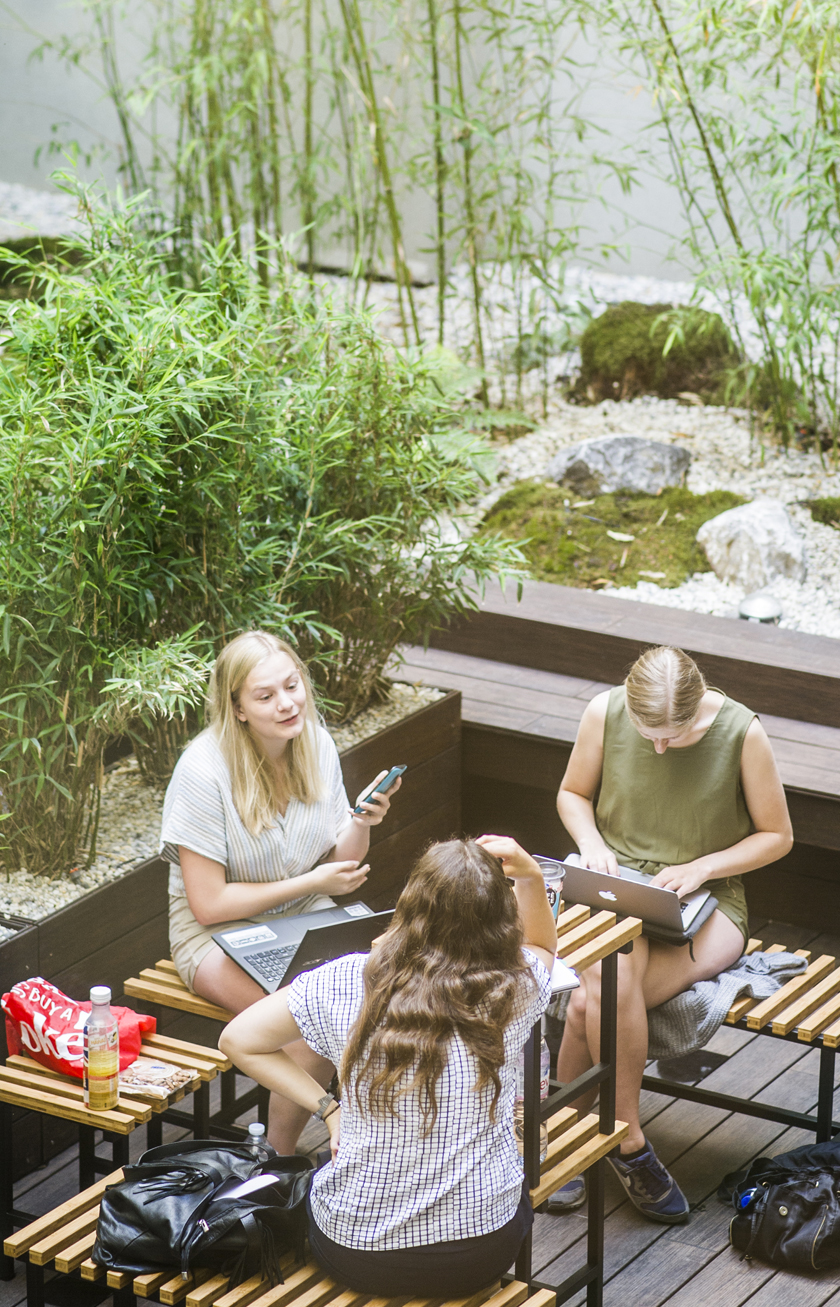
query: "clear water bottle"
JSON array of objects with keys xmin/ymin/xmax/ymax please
[
  {"xmin": 84, "ymin": 986, "xmax": 119, "ymax": 1111},
  {"xmin": 513, "ymin": 1033, "xmax": 550, "ymax": 1162},
  {"xmin": 245, "ymin": 1121, "xmax": 276, "ymax": 1163}
]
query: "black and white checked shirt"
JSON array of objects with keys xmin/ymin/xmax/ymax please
[{"xmin": 287, "ymin": 949, "xmax": 551, "ymax": 1249}]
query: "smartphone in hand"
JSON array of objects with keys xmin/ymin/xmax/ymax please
[{"xmin": 353, "ymin": 765, "xmax": 406, "ymax": 815}]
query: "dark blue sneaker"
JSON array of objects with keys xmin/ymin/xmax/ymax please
[
  {"xmin": 546, "ymin": 1175, "xmax": 586, "ymax": 1213},
  {"xmin": 608, "ymin": 1140, "xmax": 690, "ymax": 1224}
]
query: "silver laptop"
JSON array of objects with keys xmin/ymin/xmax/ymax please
[
  {"xmin": 214, "ymin": 903, "xmax": 393, "ymax": 993},
  {"xmin": 560, "ymin": 855, "xmax": 710, "ymax": 933}
]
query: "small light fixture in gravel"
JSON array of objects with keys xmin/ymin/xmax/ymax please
[{"xmin": 738, "ymin": 592, "xmax": 783, "ymax": 624}]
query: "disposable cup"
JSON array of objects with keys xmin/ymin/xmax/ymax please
[{"xmin": 534, "ymin": 856, "xmax": 565, "ymax": 920}]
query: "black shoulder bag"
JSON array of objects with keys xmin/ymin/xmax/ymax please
[
  {"xmin": 92, "ymin": 1140, "xmax": 314, "ymax": 1285},
  {"xmin": 722, "ymin": 1140, "xmax": 840, "ymax": 1270}
]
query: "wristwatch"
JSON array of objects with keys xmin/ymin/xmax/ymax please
[{"xmin": 313, "ymin": 1093, "xmax": 339, "ymax": 1121}]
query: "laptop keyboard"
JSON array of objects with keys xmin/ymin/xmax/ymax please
[{"xmin": 247, "ymin": 944, "xmax": 298, "ymax": 982}]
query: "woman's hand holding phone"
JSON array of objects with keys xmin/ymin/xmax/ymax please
[{"xmin": 351, "ymin": 767, "xmax": 403, "ymax": 825}]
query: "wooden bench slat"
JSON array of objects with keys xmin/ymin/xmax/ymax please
[
  {"xmin": 144, "ymin": 1032, "xmax": 231, "ymax": 1073},
  {"xmin": 54, "ymin": 1230, "xmax": 98, "ymax": 1274},
  {"xmin": 540, "ymin": 1115, "xmax": 599, "ymax": 1175},
  {"xmin": 0, "ymin": 1078, "xmax": 144, "ymax": 1131},
  {"xmin": 156, "ymin": 959, "xmax": 181, "ymax": 975},
  {"xmin": 0, "ymin": 1062, "xmax": 153, "ymax": 1121},
  {"xmin": 818, "ymin": 1012, "xmax": 840, "ymax": 1048},
  {"xmin": 4, "ymin": 1169, "xmax": 121, "ymax": 1258},
  {"xmin": 107, "ymin": 1270, "xmax": 133, "ymax": 1289},
  {"xmin": 186, "ymin": 1273, "xmax": 230, "ymax": 1307},
  {"xmin": 134, "ymin": 1270, "xmax": 173, "ymax": 1296},
  {"xmin": 556, "ymin": 911, "xmax": 616, "ymax": 958},
  {"xmin": 242, "ymin": 1263, "xmax": 325, "ymax": 1307},
  {"xmin": 771, "ymin": 965, "xmax": 840, "ymax": 1036},
  {"xmin": 29, "ymin": 1210, "xmax": 99, "ymax": 1265},
  {"xmin": 214, "ymin": 1272, "xmax": 276, "ymax": 1307},
  {"xmin": 745, "ymin": 938, "xmax": 763, "ymax": 955},
  {"xmin": 80, "ymin": 1258, "xmax": 105, "ymax": 1281},
  {"xmin": 530, "ymin": 1121, "xmax": 629, "ymax": 1207},
  {"xmin": 546, "ymin": 1106, "xmax": 578, "ymax": 1142},
  {"xmin": 554, "ymin": 904, "xmax": 591, "ymax": 941},
  {"xmin": 123, "ymin": 976, "xmax": 233, "ymax": 1023},
  {"xmin": 725, "ymin": 994, "xmax": 758, "ymax": 1024},
  {"xmin": 798, "ymin": 991, "xmax": 840, "ymax": 1042},
  {"xmin": 564, "ymin": 918, "xmax": 642, "ymax": 973},
  {"xmin": 746, "ymin": 955, "xmax": 835, "ymax": 1030},
  {"xmin": 159, "ymin": 1268, "xmax": 213, "ymax": 1306}
]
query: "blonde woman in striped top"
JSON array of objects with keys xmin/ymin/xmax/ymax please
[{"xmin": 160, "ymin": 630, "xmax": 400, "ymax": 1151}]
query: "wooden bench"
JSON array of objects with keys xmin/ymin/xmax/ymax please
[
  {"xmin": 643, "ymin": 934, "xmax": 840, "ymax": 1140},
  {"xmin": 123, "ymin": 962, "xmax": 270, "ymax": 1137},
  {"xmin": 0, "ymin": 1035, "xmax": 230, "ymax": 1281}
]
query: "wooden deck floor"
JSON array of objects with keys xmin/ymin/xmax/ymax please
[
  {"xmin": 392, "ymin": 644, "xmax": 840, "ymax": 803},
  {"xmin": 4, "ymin": 933, "xmax": 840, "ymax": 1307}
]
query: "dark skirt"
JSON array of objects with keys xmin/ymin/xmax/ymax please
[{"xmin": 307, "ymin": 1180, "xmax": 533, "ymax": 1297}]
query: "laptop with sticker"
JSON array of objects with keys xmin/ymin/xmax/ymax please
[
  {"xmin": 560, "ymin": 854, "xmax": 711, "ymax": 933},
  {"xmin": 213, "ymin": 902, "xmax": 394, "ymax": 993}
]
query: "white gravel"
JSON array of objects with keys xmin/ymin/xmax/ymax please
[
  {"xmin": 477, "ymin": 394, "xmax": 840, "ymax": 638},
  {"xmin": 0, "ymin": 181, "xmax": 81, "ymax": 245},
  {"xmin": 0, "ymin": 683, "xmax": 444, "ymax": 925}
]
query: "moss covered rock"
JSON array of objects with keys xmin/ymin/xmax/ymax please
[
  {"xmin": 477, "ymin": 481, "xmax": 746, "ymax": 589},
  {"xmin": 575, "ymin": 301, "xmax": 739, "ymax": 403}
]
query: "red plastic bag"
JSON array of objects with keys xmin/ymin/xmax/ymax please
[{"xmin": 1, "ymin": 977, "xmax": 156, "ymax": 1080}]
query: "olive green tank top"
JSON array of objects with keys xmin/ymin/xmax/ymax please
[{"xmin": 596, "ymin": 685, "xmax": 755, "ymax": 877}]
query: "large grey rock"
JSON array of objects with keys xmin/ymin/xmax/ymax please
[
  {"xmin": 547, "ymin": 434, "xmax": 690, "ymax": 496},
  {"xmin": 697, "ymin": 498, "xmax": 806, "ymax": 589}
]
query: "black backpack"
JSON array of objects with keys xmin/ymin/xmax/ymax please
[
  {"xmin": 92, "ymin": 1140, "xmax": 314, "ymax": 1285},
  {"xmin": 721, "ymin": 1140, "xmax": 840, "ymax": 1270}
]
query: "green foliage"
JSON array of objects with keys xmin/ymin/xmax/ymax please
[
  {"xmin": 28, "ymin": 0, "xmax": 619, "ymax": 405},
  {"xmin": 574, "ymin": 302, "xmax": 739, "ymax": 403},
  {"xmin": 478, "ymin": 481, "xmax": 745, "ymax": 589},
  {"xmin": 587, "ymin": 0, "xmax": 840, "ymax": 451},
  {"xmin": 0, "ymin": 193, "xmax": 524, "ymax": 874}
]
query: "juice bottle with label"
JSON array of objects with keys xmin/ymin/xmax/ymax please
[{"xmin": 84, "ymin": 986, "xmax": 119, "ymax": 1110}]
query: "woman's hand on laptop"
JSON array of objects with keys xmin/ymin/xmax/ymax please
[
  {"xmin": 650, "ymin": 861, "xmax": 706, "ymax": 897},
  {"xmin": 577, "ymin": 838, "xmax": 619, "ymax": 877},
  {"xmin": 310, "ymin": 860, "xmax": 370, "ymax": 896}
]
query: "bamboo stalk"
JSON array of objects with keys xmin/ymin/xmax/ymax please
[
  {"xmin": 452, "ymin": 0, "xmax": 487, "ymax": 401},
  {"xmin": 426, "ymin": 0, "xmax": 447, "ymax": 346}
]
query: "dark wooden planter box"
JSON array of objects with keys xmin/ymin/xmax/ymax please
[{"xmin": 0, "ymin": 688, "xmax": 460, "ymax": 1178}]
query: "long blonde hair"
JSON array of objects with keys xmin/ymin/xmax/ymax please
[
  {"xmin": 206, "ymin": 631, "xmax": 324, "ymax": 836},
  {"xmin": 624, "ymin": 645, "xmax": 706, "ymax": 732}
]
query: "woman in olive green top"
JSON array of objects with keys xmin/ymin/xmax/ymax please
[{"xmin": 551, "ymin": 645, "xmax": 793, "ymax": 1225}]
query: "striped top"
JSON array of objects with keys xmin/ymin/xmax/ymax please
[
  {"xmin": 159, "ymin": 726, "xmax": 352, "ymax": 907},
  {"xmin": 288, "ymin": 949, "xmax": 552, "ymax": 1249}
]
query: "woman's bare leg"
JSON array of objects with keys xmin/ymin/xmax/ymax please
[
  {"xmin": 193, "ymin": 947, "xmax": 334, "ymax": 1153},
  {"xmin": 556, "ymin": 911, "xmax": 744, "ymax": 1153}
]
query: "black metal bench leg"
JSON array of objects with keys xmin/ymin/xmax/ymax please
[
  {"xmin": 586, "ymin": 1157, "xmax": 605, "ymax": 1307},
  {"xmin": 818, "ymin": 1045, "xmax": 836, "ymax": 1142},
  {"xmin": 79, "ymin": 1125, "xmax": 96, "ymax": 1190},
  {"xmin": 25, "ymin": 1258, "xmax": 44, "ymax": 1307},
  {"xmin": 113, "ymin": 1283, "xmax": 136, "ymax": 1307},
  {"xmin": 146, "ymin": 1113, "xmax": 163, "ymax": 1151},
  {"xmin": 0, "ymin": 1102, "xmax": 15, "ymax": 1280},
  {"xmin": 514, "ymin": 1226, "xmax": 533, "ymax": 1285},
  {"xmin": 221, "ymin": 1068, "xmax": 236, "ymax": 1115},
  {"xmin": 257, "ymin": 1084, "xmax": 270, "ymax": 1128},
  {"xmin": 194, "ymin": 1081, "xmax": 210, "ymax": 1139}
]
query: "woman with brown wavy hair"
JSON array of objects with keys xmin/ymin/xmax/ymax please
[{"xmin": 220, "ymin": 835, "xmax": 557, "ymax": 1296}]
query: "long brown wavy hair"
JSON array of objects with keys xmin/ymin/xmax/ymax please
[{"xmin": 339, "ymin": 839, "xmax": 535, "ymax": 1130}]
